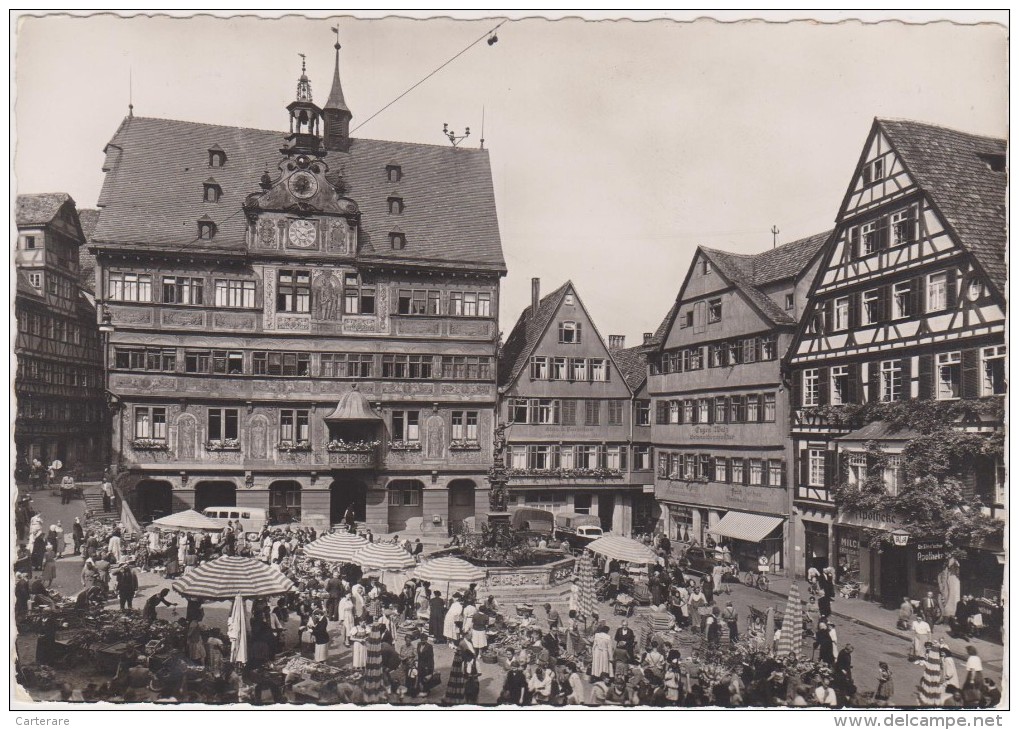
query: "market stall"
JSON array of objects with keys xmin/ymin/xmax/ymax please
[
  {"xmin": 412, "ymin": 557, "xmax": 487, "ymax": 599},
  {"xmin": 302, "ymin": 531, "xmax": 368, "ymax": 563},
  {"xmin": 172, "ymin": 556, "xmax": 295, "ymax": 601},
  {"xmin": 150, "ymin": 510, "xmax": 223, "ymax": 534}
]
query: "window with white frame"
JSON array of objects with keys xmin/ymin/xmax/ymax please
[
  {"xmin": 280, "ymin": 409, "xmax": 310, "ymax": 444},
  {"xmin": 208, "ymin": 408, "xmax": 239, "ymax": 441},
  {"xmin": 862, "ymin": 289, "xmax": 881, "ymax": 325},
  {"xmin": 708, "ymin": 299, "xmax": 722, "ymax": 323},
  {"xmin": 215, "ymin": 279, "xmax": 256, "ymax": 308},
  {"xmin": 698, "ymin": 399, "xmax": 709, "ymax": 423},
  {"xmin": 760, "ymin": 335, "xmax": 777, "ymax": 361},
  {"xmin": 633, "ymin": 446, "xmax": 650, "ymax": 470},
  {"xmin": 891, "ymin": 207, "xmax": 916, "ymax": 246},
  {"xmin": 847, "ymin": 452, "xmax": 867, "ymax": 487},
  {"xmin": 879, "ymin": 360, "xmax": 902, "ymax": 402},
  {"xmin": 784, "ymin": 293, "xmax": 794, "ymax": 311},
  {"xmin": 927, "ymin": 272, "xmax": 948, "ymax": 312},
  {"xmin": 28, "ymin": 272, "xmax": 42, "ymax": 289},
  {"xmin": 590, "ymin": 359, "xmax": 608, "ymax": 382},
  {"xmin": 683, "ymin": 400, "xmax": 694, "ymax": 423},
  {"xmin": 731, "ymin": 459, "xmax": 744, "ymax": 484},
  {"xmin": 392, "ymin": 411, "xmax": 420, "ymax": 442},
  {"xmin": 604, "ymin": 447, "xmax": 621, "ymax": 471},
  {"xmin": 388, "ymin": 487, "xmax": 420, "ymax": 507},
  {"xmin": 768, "ymin": 460, "xmax": 783, "ymax": 486},
  {"xmin": 528, "ymin": 445, "xmax": 551, "ymax": 470},
  {"xmin": 569, "ymin": 358, "xmax": 587, "ymax": 381},
  {"xmin": 749, "ymin": 459, "xmax": 764, "ymax": 485},
  {"xmin": 162, "ymin": 276, "xmax": 204, "ymax": 305},
  {"xmin": 559, "ymin": 445, "xmax": 575, "ymax": 470},
  {"xmin": 834, "ymin": 297, "xmax": 849, "ymax": 331},
  {"xmin": 981, "ymin": 346, "xmax": 1006, "ymax": 396},
  {"xmin": 831, "ymin": 365, "xmax": 849, "ymax": 406},
  {"xmin": 808, "ymin": 449, "xmax": 826, "ymax": 487},
  {"xmin": 893, "ymin": 281, "xmax": 913, "ymax": 319},
  {"xmin": 576, "ymin": 445, "xmax": 598, "ymax": 469},
  {"xmin": 134, "ymin": 406, "xmax": 167, "ymax": 440},
  {"xmin": 715, "ymin": 457, "xmax": 727, "ymax": 482},
  {"xmin": 861, "ymin": 220, "xmax": 884, "ymax": 254},
  {"xmin": 530, "ymin": 356, "xmax": 549, "ymax": 380},
  {"xmin": 884, "ymin": 455, "xmax": 904, "ymax": 497},
  {"xmin": 763, "ymin": 393, "xmax": 776, "ymax": 422},
  {"xmin": 803, "ymin": 369, "xmax": 820, "ymax": 406},
  {"xmin": 636, "ymin": 400, "xmax": 651, "ymax": 426},
  {"xmin": 508, "ymin": 446, "xmax": 527, "ymax": 469},
  {"xmin": 532, "ymin": 399, "xmax": 560, "ymax": 425},
  {"xmin": 682, "ymin": 454, "xmax": 695, "ymax": 480},
  {"xmin": 451, "ymin": 411, "xmax": 478, "ymax": 442},
  {"xmin": 936, "ymin": 352, "xmax": 961, "ymax": 400},
  {"xmin": 714, "ymin": 397, "xmax": 727, "ymax": 423},
  {"xmin": 746, "ymin": 395, "xmax": 759, "ymax": 422},
  {"xmin": 109, "ymin": 272, "xmax": 152, "ymax": 302},
  {"xmin": 668, "ymin": 400, "xmax": 680, "ymax": 424},
  {"xmin": 558, "ymin": 321, "xmax": 580, "ymax": 343},
  {"xmin": 552, "ymin": 357, "xmax": 568, "ymax": 380}
]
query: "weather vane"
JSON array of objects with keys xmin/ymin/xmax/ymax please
[{"xmin": 442, "ymin": 123, "xmax": 471, "ymax": 148}]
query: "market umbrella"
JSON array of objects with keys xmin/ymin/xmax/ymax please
[
  {"xmin": 353, "ymin": 543, "xmax": 417, "ymax": 592},
  {"xmin": 303, "ymin": 531, "xmax": 368, "ymax": 563},
  {"xmin": 775, "ymin": 581, "xmax": 803, "ymax": 658},
  {"xmin": 412, "ymin": 557, "xmax": 486, "ymax": 597},
  {"xmin": 586, "ymin": 534, "xmax": 658, "ymax": 564},
  {"xmin": 577, "ymin": 550, "xmax": 598, "ymax": 622},
  {"xmin": 361, "ymin": 623, "xmax": 386, "ymax": 702},
  {"xmin": 917, "ymin": 647, "xmax": 943, "ymax": 706},
  {"xmin": 150, "ymin": 509, "xmax": 222, "ymax": 532},
  {"xmin": 764, "ymin": 606, "xmax": 776, "ymax": 654},
  {"xmin": 172, "ymin": 556, "xmax": 294, "ymax": 600},
  {"xmin": 227, "ymin": 595, "xmax": 248, "ymax": 664}
]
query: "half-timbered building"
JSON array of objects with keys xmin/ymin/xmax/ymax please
[
  {"xmin": 15, "ymin": 194, "xmax": 107, "ymax": 477},
  {"xmin": 89, "ymin": 45, "xmax": 505, "ymax": 533},
  {"xmin": 787, "ymin": 119, "xmax": 1006, "ymax": 599},
  {"xmin": 497, "ymin": 280, "xmax": 656, "ymax": 535},
  {"xmin": 647, "ymin": 234, "xmax": 827, "ymax": 573}
]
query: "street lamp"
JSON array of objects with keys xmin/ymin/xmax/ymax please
[
  {"xmin": 889, "ymin": 528, "xmax": 910, "ymax": 547},
  {"xmin": 97, "ymin": 303, "xmax": 115, "ymax": 468}
]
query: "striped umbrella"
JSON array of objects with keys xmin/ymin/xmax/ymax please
[
  {"xmin": 303, "ymin": 531, "xmax": 368, "ymax": 563},
  {"xmin": 577, "ymin": 550, "xmax": 597, "ymax": 622},
  {"xmin": 413, "ymin": 557, "xmax": 486, "ymax": 597},
  {"xmin": 586, "ymin": 534, "xmax": 658, "ymax": 564},
  {"xmin": 361, "ymin": 623, "xmax": 386, "ymax": 702},
  {"xmin": 775, "ymin": 581, "xmax": 803, "ymax": 658},
  {"xmin": 353, "ymin": 543, "xmax": 418, "ymax": 571},
  {"xmin": 172, "ymin": 556, "xmax": 294, "ymax": 600},
  {"xmin": 917, "ymin": 647, "xmax": 943, "ymax": 706}
]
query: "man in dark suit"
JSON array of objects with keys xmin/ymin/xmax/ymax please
[
  {"xmin": 614, "ymin": 619, "xmax": 636, "ymax": 663},
  {"xmin": 920, "ymin": 591, "xmax": 939, "ymax": 625},
  {"xmin": 325, "ymin": 572, "xmax": 344, "ymax": 621}
]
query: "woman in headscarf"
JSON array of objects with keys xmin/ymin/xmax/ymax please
[
  {"xmin": 591, "ymin": 625, "xmax": 614, "ymax": 678},
  {"xmin": 349, "ymin": 622, "xmax": 368, "ymax": 670},
  {"xmin": 415, "ymin": 581, "xmax": 431, "ymax": 621},
  {"xmin": 41, "ymin": 545, "xmax": 57, "ymax": 588},
  {"xmin": 443, "ymin": 593, "xmax": 464, "ymax": 644}
]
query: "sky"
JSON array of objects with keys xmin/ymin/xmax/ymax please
[{"xmin": 12, "ymin": 12, "xmax": 1007, "ymax": 346}]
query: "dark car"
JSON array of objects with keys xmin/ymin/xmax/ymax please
[{"xmin": 681, "ymin": 546, "xmax": 726, "ymax": 576}]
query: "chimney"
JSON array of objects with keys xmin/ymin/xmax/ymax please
[
  {"xmin": 608, "ymin": 335, "xmax": 625, "ymax": 350},
  {"xmin": 531, "ymin": 278, "xmax": 540, "ymax": 316},
  {"xmin": 643, "ymin": 332, "xmax": 653, "ymax": 345}
]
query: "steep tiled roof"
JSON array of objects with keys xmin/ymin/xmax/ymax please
[
  {"xmin": 878, "ymin": 118, "xmax": 1007, "ymax": 293},
  {"xmin": 610, "ymin": 345, "xmax": 647, "ymax": 392},
  {"xmin": 646, "ymin": 301, "xmax": 679, "ymax": 347},
  {"xmin": 16, "ymin": 193, "xmax": 73, "ymax": 226},
  {"xmin": 498, "ymin": 281, "xmax": 572, "ymax": 388},
  {"xmin": 92, "ymin": 116, "xmax": 505, "ymax": 271},
  {"xmin": 77, "ymin": 208, "xmax": 100, "ymax": 293},
  {"xmin": 16, "ymin": 270, "xmax": 41, "ymax": 299},
  {"xmin": 701, "ymin": 230, "xmax": 830, "ymax": 326}
]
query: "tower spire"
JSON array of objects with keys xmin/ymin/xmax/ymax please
[
  {"xmin": 323, "ymin": 28, "xmax": 353, "ymax": 152},
  {"xmin": 296, "ymin": 53, "xmax": 313, "ymax": 102},
  {"xmin": 325, "ymin": 28, "xmax": 350, "ymax": 113}
]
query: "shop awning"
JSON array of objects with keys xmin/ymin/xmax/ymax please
[{"xmin": 708, "ymin": 511, "xmax": 784, "ymax": 543}]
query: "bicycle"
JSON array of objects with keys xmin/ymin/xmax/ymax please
[{"xmin": 744, "ymin": 571, "xmax": 770, "ymax": 592}]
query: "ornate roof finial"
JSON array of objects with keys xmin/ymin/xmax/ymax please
[{"xmin": 296, "ymin": 52, "xmax": 313, "ymax": 102}]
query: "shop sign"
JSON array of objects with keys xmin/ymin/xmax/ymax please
[
  {"xmin": 915, "ymin": 540, "xmax": 947, "ymax": 563},
  {"xmin": 838, "ymin": 531, "xmax": 859, "ymax": 553},
  {"xmin": 690, "ymin": 425, "xmax": 736, "ymax": 441},
  {"xmin": 642, "ymin": 484, "xmax": 655, "ymax": 494}
]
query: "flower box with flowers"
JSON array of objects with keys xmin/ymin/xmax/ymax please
[
  {"xmin": 326, "ymin": 439, "xmax": 380, "ymax": 454},
  {"xmin": 205, "ymin": 438, "xmax": 241, "ymax": 452},
  {"xmin": 449, "ymin": 439, "xmax": 482, "ymax": 451},
  {"xmin": 388, "ymin": 440, "xmax": 422, "ymax": 452},
  {"xmin": 277, "ymin": 440, "xmax": 312, "ymax": 453},
  {"xmin": 131, "ymin": 438, "xmax": 169, "ymax": 451},
  {"xmin": 506, "ymin": 467, "xmax": 622, "ymax": 480}
]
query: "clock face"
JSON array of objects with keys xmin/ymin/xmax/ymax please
[
  {"xmin": 288, "ymin": 171, "xmax": 319, "ymax": 200},
  {"xmin": 288, "ymin": 219, "xmax": 317, "ymax": 248}
]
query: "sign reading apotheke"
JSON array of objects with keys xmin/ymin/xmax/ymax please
[
  {"xmin": 656, "ymin": 479, "xmax": 785, "ymax": 514},
  {"xmin": 915, "ymin": 540, "xmax": 947, "ymax": 563}
]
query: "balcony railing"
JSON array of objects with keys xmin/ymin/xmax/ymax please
[
  {"xmin": 507, "ymin": 467, "xmax": 623, "ymax": 480},
  {"xmin": 327, "ymin": 449, "xmax": 376, "ymax": 468}
]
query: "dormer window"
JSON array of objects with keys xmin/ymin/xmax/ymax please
[
  {"xmin": 558, "ymin": 321, "xmax": 581, "ymax": 344},
  {"xmin": 198, "ymin": 217, "xmax": 217, "ymax": 240},
  {"xmin": 208, "ymin": 146, "xmax": 226, "ymax": 167},
  {"xmin": 203, "ymin": 178, "xmax": 223, "ymax": 203},
  {"xmin": 978, "ymin": 153, "xmax": 1006, "ymax": 173},
  {"xmin": 389, "ymin": 230, "xmax": 406, "ymax": 250},
  {"xmin": 387, "ymin": 195, "xmax": 404, "ymax": 215},
  {"xmin": 386, "ymin": 164, "xmax": 402, "ymax": 183}
]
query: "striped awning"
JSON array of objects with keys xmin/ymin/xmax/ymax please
[
  {"xmin": 150, "ymin": 509, "xmax": 222, "ymax": 532},
  {"xmin": 586, "ymin": 534, "xmax": 658, "ymax": 564},
  {"xmin": 708, "ymin": 511, "xmax": 784, "ymax": 544},
  {"xmin": 412, "ymin": 557, "xmax": 486, "ymax": 586},
  {"xmin": 172, "ymin": 556, "xmax": 294, "ymax": 600},
  {"xmin": 302, "ymin": 532, "xmax": 368, "ymax": 563},
  {"xmin": 353, "ymin": 542, "xmax": 417, "ymax": 571}
]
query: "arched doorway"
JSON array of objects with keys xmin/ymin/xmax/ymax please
[
  {"xmin": 194, "ymin": 480, "xmax": 237, "ymax": 512},
  {"xmin": 447, "ymin": 479, "xmax": 476, "ymax": 535},
  {"xmin": 135, "ymin": 479, "xmax": 173, "ymax": 523},
  {"xmin": 387, "ymin": 479, "xmax": 424, "ymax": 532},
  {"xmin": 330, "ymin": 478, "xmax": 367, "ymax": 526},
  {"xmin": 269, "ymin": 480, "xmax": 302, "ymax": 523}
]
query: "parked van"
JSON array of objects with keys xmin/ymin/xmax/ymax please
[
  {"xmin": 510, "ymin": 507, "xmax": 555, "ymax": 535},
  {"xmin": 554, "ymin": 512, "xmax": 603, "ymax": 549},
  {"xmin": 202, "ymin": 506, "xmax": 293, "ymax": 534}
]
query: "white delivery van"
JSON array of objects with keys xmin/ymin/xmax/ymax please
[{"xmin": 202, "ymin": 506, "xmax": 293, "ymax": 534}]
